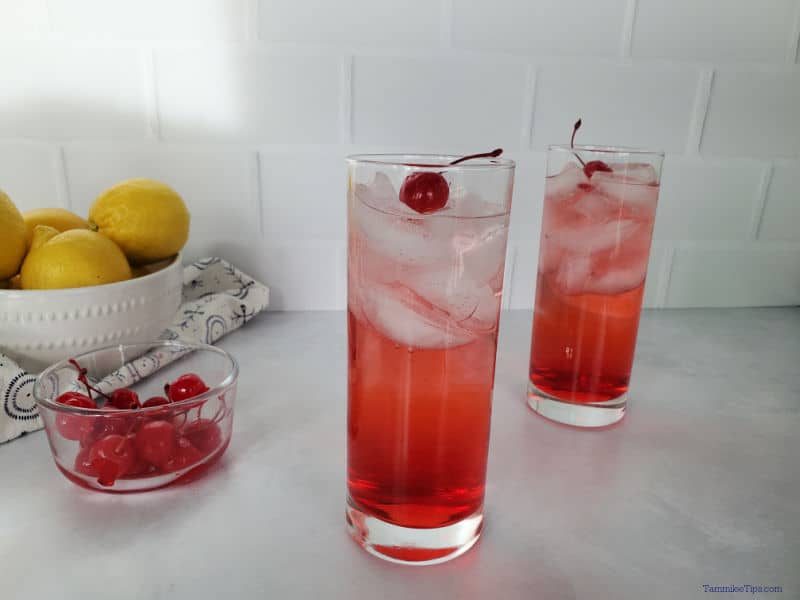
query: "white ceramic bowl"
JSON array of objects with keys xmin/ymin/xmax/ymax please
[{"xmin": 0, "ymin": 255, "xmax": 183, "ymax": 372}]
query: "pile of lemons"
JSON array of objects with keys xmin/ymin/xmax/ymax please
[{"xmin": 1, "ymin": 179, "xmax": 189, "ymax": 290}]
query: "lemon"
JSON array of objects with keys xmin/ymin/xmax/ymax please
[
  {"xmin": 89, "ymin": 179, "xmax": 189, "ymax": 264},
  {"xmin": 20, "ymin": 229, "xmax": 132, "ymax": 290},
  {"xmin": 22, "ymin": 208, "xmax": 90, "ymax": 248},
  {"xmin": 29, "ymin": 224, "xmax": 60, "ymax": 250},
  {"xmin": 0, "ymin": 189, "xmax": 26, "ymax": 280},
  {"xmin": 0, "ymin": 274, "xmax": 21, "ymax": 289},
  {"xmin": 9, "ymin": 274, "xmax": 21, "ymax": 289}
]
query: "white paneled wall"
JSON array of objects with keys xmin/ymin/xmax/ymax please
[{"xmin": 1, "ymin": 0, "xmax": 799, "ymax": 310}]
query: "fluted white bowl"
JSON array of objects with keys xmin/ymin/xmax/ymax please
[{"xmin": 0, "ymin": 255, "xmax": 183, "ymax": 372}]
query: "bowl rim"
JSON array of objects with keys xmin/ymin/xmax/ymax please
[
  {"xmin": 0, "ymin": 253, "xmax": 182, "ymax": 298},
  {"xmin": 33, "ymin": 340, "xmax": 239, "ymax": 415}
]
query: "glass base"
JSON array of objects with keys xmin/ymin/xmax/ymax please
[
  {"xmin": 527, "ymin": 381, "xmax": 626, "ymax": 428},
  {"xmin": 346, "ymin": 502, "xmax": 483, "ymax": 565}
]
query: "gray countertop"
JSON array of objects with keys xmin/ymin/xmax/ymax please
[{"xmin": 2, "ymin": 309, "xmax": 798, "ymax": 599}]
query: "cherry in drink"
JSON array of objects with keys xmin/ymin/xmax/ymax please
[
  {"xmin": 346, "ymin": 153, "xmax": 513, "ymax": 565},
  {"xmin": 528, "ymin": 123, "xmax": 663, "ymax": 427}
]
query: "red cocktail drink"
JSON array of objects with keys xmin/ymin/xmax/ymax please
[
  {"xmin": 528, "ymin": 146, "xmax": 663, "ymax": 427},
  {"xmin": 346, "ymin": 154, "xmax": 514, "ymax": 564}
]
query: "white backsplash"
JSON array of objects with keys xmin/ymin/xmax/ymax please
[{"xmin": 1, "ymin": 0, "xmax": 798, "ymax": 309}]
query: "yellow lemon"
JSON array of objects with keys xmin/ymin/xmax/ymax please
[
  {"xmin": 20, "ymin": 229, "xmax": 132, "ymax": 290},
  {"xmin": 0, "ymin": 189, "xmax": 26, "ymax": 280},
  {"xmin": 22, "ymin": 208, "xmax": 90, "ymax": 248},
  {"xmin": 89, "ymin": 179, "xmax": 189, "ymax": 264},
  {"xmin": 0, "ymin": 274, "xmax": 21, "ymax": 289},
  {"xmin": 29, "ymin": 224, "xmax": 60, "ymax": 250}
]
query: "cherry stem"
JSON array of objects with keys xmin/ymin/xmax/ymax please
[
  {"xmin": 448, "ymin": 148, "xmax": 503, "ymax": 166},
  {"xmin": 114, "ymin": 412, "xmax": 148, "ymax": 456},
  {"xmin": 173, "ymin": 411, "xmax": 188, "ymax": 430},
  {"xmin": 570, "ymin": 118, "xmax": 587, "ymax": 168},
  {"xmin": 171, "ymin": 396, "xmax": 226, "ymax": 429},
  {"xmin": 210, "ymin": 399, "xmax": 226, "ymax": 425},
  {"xmin": 68, "ymin": 359, "xmax": 113, "ymax": 404},
  {"xmin": 217, "ymin": 395, "xmax": 229, "ymax": 423}
]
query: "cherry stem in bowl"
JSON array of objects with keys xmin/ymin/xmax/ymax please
[{"xmin": 68, "ymin": 359, "xmax": 113, "ymax": 405}]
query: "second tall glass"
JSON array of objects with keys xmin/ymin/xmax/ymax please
[
  {"xmin": 528, "ymin": 145, "xmax": 663, "ymax": 427},
  {"xmin": 346, "ymin": 154, "xmax": 514, "ymax": 565}
]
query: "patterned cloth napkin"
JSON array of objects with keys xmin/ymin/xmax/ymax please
[{"xmin": 0, "ymin": 257, "xmax": 269, "ymax": 445}]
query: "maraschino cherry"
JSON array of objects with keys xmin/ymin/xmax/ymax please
[
  {"xmin": 142, "ymin": 396, "xmax": 170, "ymax": 408},
  {"xmin": 165, "ymin": 373, "xmax": 209, "ymax": 402},
  {"xmin": 570, "ymin": 118, "xmax": 612, "ymax": 178},
  {"xmin": 54, "ymin": 392, "xmax": 95, "ymax": 440},
  {"xmin": 399, "ymin": 148, "xmax": 503, "ymax": 214},
  {"xmin": 109, "ymin": 388, "xmax": 141, "ymax": 410},
  {"xmin": 87, "ymin": 434, "xmax": 136, "ymax": 486},
  {"xmin": 182, "ymin": 418, "xmax": 222, "ymax": 454},
  {"xmin": 399, "ymin": 172, "xmax": 449, "ymax": 214},
  {"xmin": 163, "ymin": 437, "xmax": 204, "ymax": 472},
  {"xmin": 66, "ymin": 358, "xmax": 143, "ymax": 410},
  {"xmin": 134, "ymin": 420, "xmax": 176, "ymax": 467},
  {"xmin": 58, "ymin": 359, "xmax": 224, "ymax": 486},
  {"xmin": 79, "ymin": 415, "xmax": 127, "ymax": 448}
]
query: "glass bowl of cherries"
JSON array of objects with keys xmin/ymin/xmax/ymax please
[{"xmin": 33, "ymin": 341, "xmax": 237, "ymax": 492}]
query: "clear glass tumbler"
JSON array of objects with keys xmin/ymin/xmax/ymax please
[
  {"xmin": 528, "ymin": 146, "xmax": 663, "ymax": 427},
  {"xmin": 346, "ymin": 154, "xmax": 514, "ymax": 564}
]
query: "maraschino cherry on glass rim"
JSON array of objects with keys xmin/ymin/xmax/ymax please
[
  {"xmin": 570, "ymin": 118, "xmax": 613, "ymax": 179},
  {"xmin": 399, "ymin": 148, "xmax": 504, "ymax": 214}
]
